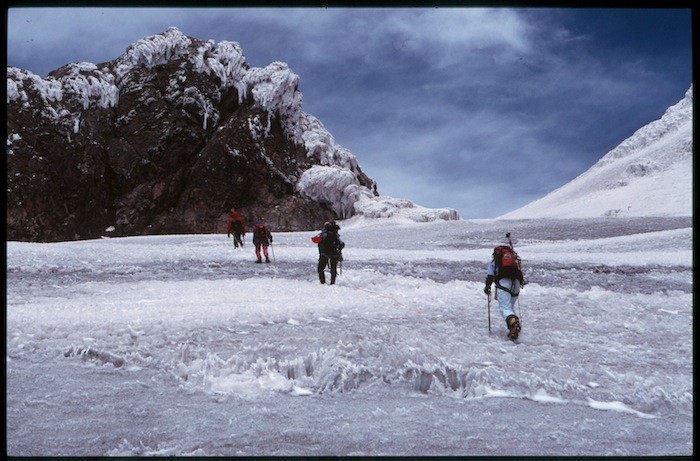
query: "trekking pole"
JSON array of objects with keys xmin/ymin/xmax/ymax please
[
  {"xmin": 517, "ymin": 297, "xmax": 523, "ymax": 326},
  {"xmin": 508, "ymin": 231, "xmax": 524, "ymax": 325},
  {"xmin": 270, "ymin": 242, "xmax": 276, "ymax": 262},
  {"xmin": 487, "ymin": 293, "xmax": 492, "ymax": 333}
]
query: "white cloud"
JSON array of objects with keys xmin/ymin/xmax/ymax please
[{"xmin": 385, "ymin": 8, "xmax": 532, "ymax": 53}]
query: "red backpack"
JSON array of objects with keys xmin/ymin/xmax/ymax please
[
  {"xmin": 254, "ymin": 224, "xmax": 268, "ymax": 239},
  {"xmin": 493, "ymin": 245, "xmax": 520, "ymax": 280}
]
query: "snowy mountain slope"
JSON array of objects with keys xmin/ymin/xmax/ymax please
[
  {"xmin": 6, "ymin": 217, "xmax": 692, "ymax": 455},
  {"xmin": 500, "ymin": 86, "xmax": 693, "ymax": 219}
]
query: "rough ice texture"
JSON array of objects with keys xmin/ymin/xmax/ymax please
[
  {"xmin": 7, "ymin": 67, "xmax": 63, "ymax": 105},
  {"xmin": 354, "ymin": 196, "xmax": 461, "ymax": 222},
  {"xmin": 300, "ymin": 113, "xmax": 361, "ymax": 171},
  {"xmin": 7, "ymin": 220, "xmax": 692, "ymax": 455},
  {"xmin": 190, "ymin": 39, "xmax": 248, "ymax": 97},
  {"xmin": 114, "ymin": 27, "xmax": 192, "ymax": 82},
  {"xmin": 58, "ymin": 62, "xmax": 119, "ymax": 109},
  {"xmin": 297, "ymin": 165, "xmax": 459, "ymax": 222},
  {"xmin": 297, "ymin": 166, "xmax": 375, "ymax": 218},
  {"xmin": 242, "ymin": 62, "xmax": 304, "ymax": 141},
  {"xmin": 236, "ymin": 61, "xmax": 380, "ymax": 214},
  {"xmin": 501, "ymin": 85, "xmax": 693, "ymax": 219}
]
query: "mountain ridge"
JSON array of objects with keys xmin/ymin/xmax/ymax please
[
  {"xmin": 7, "ymin": 27, "xmax": 458, "ymax": 242},
  {"xmin": 500, "ymin": 85, "xmax": 693, "ymax": 219}
]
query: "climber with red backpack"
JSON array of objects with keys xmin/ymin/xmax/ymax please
[
  {"xmin": 312, "ymin": 221, "xmax": 345, "ymax": 285},
  {"xmin": 252, "ymin": 220, "xmax": 273, "ymax": 263},
  {"xmin": 227, "ymin": 209, "xmax": 246, "ymax": 248},
  {"xmin": 484, "ymin": 233, "xmax": 527, "ymax": 340}
]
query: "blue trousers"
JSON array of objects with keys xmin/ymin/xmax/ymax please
[{"xmin": 495, "ymin": 278, "xmax": 520, "ymax": 321}]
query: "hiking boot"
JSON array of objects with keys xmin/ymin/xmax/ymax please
[
  {"xmin": 265, "ymin": 258, "xmax": 271, "ymax": 263},
  {"xmin": 507, "ymin": 316, "xmax": 521, "ymax": 340},
  {"xmin": 256, "ymin": 258, "xmax": 262, "ymax": 264}
]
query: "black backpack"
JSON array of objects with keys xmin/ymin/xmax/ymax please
[
  {"xmin": 232, "ymin": 219, "xmax": 243, "ymax": 233},
  {"xmin": 320, "ymin": 231, "xmax": 343, "ymax": 256}
]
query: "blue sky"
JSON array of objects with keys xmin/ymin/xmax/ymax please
[{"xmin": 6, "ymin": 6, "xmax": 693, "ymax": 218}]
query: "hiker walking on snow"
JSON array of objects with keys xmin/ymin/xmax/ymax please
[
  {"xmin": 227, "ymin": 209, "xmax": 246, "ymax": 248},
  {"xmin": 484, "ymin": 237, "xmax": 526, "ymax": 340},
  {"xmin": 313, "ymin": 221, "xmax": 345, "ymax": 285},
  {"xmin": 253, "ymin": 220, "xmax": 273, "ymax": 263}
]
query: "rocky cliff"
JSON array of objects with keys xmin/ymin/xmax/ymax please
[{"xmin": 7, "ymin": 28, "xmax": 408, "ymax": 242}]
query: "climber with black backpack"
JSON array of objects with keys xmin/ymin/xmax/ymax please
[
  {"xmin": 252, "ymin": 220, "xmax": 273, "ymax": 263},
  {"xmin": 312, "ymin": 221, "xmax": 345, "ymax": 285},
  {"xmin": 484, "ymin": 233, "xmax": 527, "ymax": 340}
]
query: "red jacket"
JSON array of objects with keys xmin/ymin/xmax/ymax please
[{"xmin": 227, "ymin": 212, "xmax": 245, "ymax": 234}]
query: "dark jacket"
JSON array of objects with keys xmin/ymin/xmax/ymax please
[
  {"xmin": 253, "ymin": 223, "xmax": 272, "ymax": 245},
  {"xmin": 318, "ymin": 223, "xmax": 344, "ymax": 257}
]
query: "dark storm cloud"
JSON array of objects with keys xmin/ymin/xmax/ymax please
[{"xmin": 6, "ymin": 7, "xmax": 692, "ymax": 218}]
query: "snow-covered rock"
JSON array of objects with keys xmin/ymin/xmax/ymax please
[
  {"xmin": 297, "ymin": 165, "xmax": 370, "ymax": 218},
  {"xmin": 500, "ymin": 85, "xmax": 693, "ymax": 219},
  {"xmin": 114, "ymin": 26, "xmax": 193, "ymax": 83},
  {"xmin": 7, "ymin": 27, "xmax": 457, "ymax": 242},
  {"xmin": 353, "ymin": 195, "xmax": 460, "ymax": 222}
]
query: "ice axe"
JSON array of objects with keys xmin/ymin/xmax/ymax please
[{"xmin": 487, "ymin": 292, "xmax": 492, "ymax": 333}]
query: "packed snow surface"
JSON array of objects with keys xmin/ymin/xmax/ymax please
[
  {"xmin": 501, "ymin": 85, "xmax": 692, "ymax": 219},
  {"xmin": 6, "ymin": 217, "xmax": 692, "ymax": 456}
]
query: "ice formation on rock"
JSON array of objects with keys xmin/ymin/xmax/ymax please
[
  {"xmin": 242, "ymin": 62, "xmax": 304, "ymax": 141},
  {"xmin": 7, "ymin": 67, "xmax": 63, "ymax": 106},
  {"xmin": 297, "ymin": 166, "xmax": 374, "ymax": 218},
  {"xmin": 7, "ymin": 26, "xmax": 459, "ymax": 224},
  {"xmin": 7, "ymin": 63, "xmax": 118, "ymax": 122},
  {"xmin": 57, "ymin": 62, "xmax": 119, "ymax": 110},
  {"xmin": 354, "ymin": 195, "xmax": 461, "ymax": 222},
  {"xmin": 114, "ymin": 26, "xmax": 192, "ymax": 83},
  {"xmin": 297, "ymin": 165, "xmax": 459, "ymax": 222},
  {"xmin": 190, "ymin": 39, "xmax": 248, "ymax": 98}
]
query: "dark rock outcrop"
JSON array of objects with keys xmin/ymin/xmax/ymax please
[{"xmin": 7, "ymin": 28, "xmax": 377, "ymax": 242}]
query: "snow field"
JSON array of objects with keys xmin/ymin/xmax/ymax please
[{"xmin": 8, "ymin": 218, "xmax": 692, "ymax": 420}]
